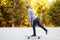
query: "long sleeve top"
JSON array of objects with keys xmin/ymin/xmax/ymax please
[{"xmin": 27, "ymin": 8, "xmax": 37, "ymax": 22}]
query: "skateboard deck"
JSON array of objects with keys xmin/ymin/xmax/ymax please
[{"xmin": 25, "ymin": 35, "xmax": 42, "ymax": 39}]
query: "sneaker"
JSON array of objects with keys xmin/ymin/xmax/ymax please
[{"xmin": 31, "ymin": 35, "xmax": 36, "ymax": 37}]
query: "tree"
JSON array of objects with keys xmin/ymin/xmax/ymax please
[{"xmin": 47, "ymin": 0, "xmax": 60, "ymax": 26}]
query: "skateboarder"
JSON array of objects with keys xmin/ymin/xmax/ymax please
[{"xmin": 26, "ymin": 4, "xmax": 47, "ymax": 36}]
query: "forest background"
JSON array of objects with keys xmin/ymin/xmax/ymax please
[{"xmin": 0, "ymin": 0, "xmax": 60, "ymax": 27}]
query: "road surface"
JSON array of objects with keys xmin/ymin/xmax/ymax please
[{"xmin": 0, "ymin": 27, "xmax": 60, "ymax": 40}]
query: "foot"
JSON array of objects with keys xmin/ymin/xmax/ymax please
[
  {"xmin": 46, "ymin": 29, "xmax": 48, "ymax": 35},
  {"xmin": 31, "ymin": 34, "xmax": 36, "ymax": 37}
]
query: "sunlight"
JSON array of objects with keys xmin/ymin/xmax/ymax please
[{"xmin": 48, "ymin": 0, "xmax": 54, "ymax": 3}]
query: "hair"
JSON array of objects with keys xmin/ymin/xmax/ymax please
[{"xmin": 26, "ymin": 4, "xmax": 30, "ymax": 8}]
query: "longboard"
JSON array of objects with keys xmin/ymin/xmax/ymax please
[{"xmin": 25, "ymin": 35, "xmax": 42, "ymax": 39}]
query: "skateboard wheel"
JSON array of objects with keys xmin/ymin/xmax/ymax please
[
  {"xmin": 28, "ymin": 37, "xmax": 30, "ymax": 39},
  {"xmin": 38, "ymin": 37, "xmax": 40, "ymax": 39}
]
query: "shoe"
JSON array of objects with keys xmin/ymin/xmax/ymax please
[
  {"xmin": 31, "ymin": 34, "xmax": 36, "ymax": 37},
  {"xmin": 46, "ymin": 29, "xmax": 48, "ymax": 35}
]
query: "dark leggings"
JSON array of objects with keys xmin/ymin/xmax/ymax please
[{"xmin": 32, "ymin": 18, "xmax": 47, "ymax": 35}]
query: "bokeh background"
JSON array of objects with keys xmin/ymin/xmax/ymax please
[{"xmin": 0, "ymin": 0, "xmax": 60, "ymax": 27}]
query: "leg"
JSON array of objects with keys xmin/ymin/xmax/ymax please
[
  {"xmin": 32, "ymin": 20, "xmax": 37, "ymax": 36},
  {"xmin": 36, "ymin": 18, "xmax": 47, "ymax": 35}
]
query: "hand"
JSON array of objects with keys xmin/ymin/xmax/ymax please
[{"xmin": 28, "ymin": 22, "xmax": 32, "ymax": 27}]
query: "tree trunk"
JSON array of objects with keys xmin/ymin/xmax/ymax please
[{"xmin": 12, "ymin": 0, "xmax": 18, "ymax": 27}]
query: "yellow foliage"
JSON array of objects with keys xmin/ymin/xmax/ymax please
[
  {"xmin": 26, "ymin": 0, "xmax": 56, "ymax": 14},
  {"xmin": 1, "ymin": 0, "xmax": 8, "ymax": 6}
]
